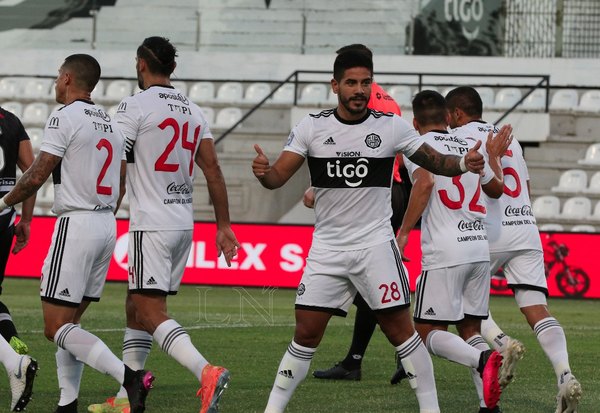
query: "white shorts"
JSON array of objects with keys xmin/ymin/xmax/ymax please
[
  {"xmin": 41, "ymin": 212, "xmax": 116, "ymax": 307},
  {"xmin": 413, "ymin": 261, "xmax": 490, "ymax": 324},
  {"xmin": 128, "ymin": 230, "xmax": 193, "ymax": 295},
  {"xmin": 295, "ymin": 240, "xmax": 411, "ymax": 316},
  {"xmin": 490, "ymin": 249, "xmax": 548, "ymax": 295}
]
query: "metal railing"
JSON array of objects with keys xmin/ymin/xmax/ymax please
[{"xmin": 214, "ymin": 71, "xmax": 551, "ymax": 145}]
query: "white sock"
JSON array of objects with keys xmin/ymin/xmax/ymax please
[
  {"xmin": 0, "ymin": 334, "xmax": 19, "ymax": 373},
  {"xmin": 264, "ymin": 341, "xmax": 316, "ymax": 413},
  {"xmin": 397, "ymin": 332, "xmax": 440, "ymax": 413},
  {"xmin": 534, "ymin": 317, "xmax": 571, "ymax": 381},
  {"xmin": 153, "ymin": 319, "xmax": 208, "ymax": 380},
  {"xmin": 466, "ymin": 335, "xmax": 490, "ymax": 408},
  {"xmin": 54, "ymin": 323, "xmax": 125, "ymax": 385},
  {"xmin": 481, "ymin": 313, "xmax": 509, "ymax": 352},
  {"xmin": 116, "ymin": 328, "xmax": 153, "ymax": 399},
  {"xmin": 56, "ymin": 347, "xmax": 84, "ymax": 406},
  {"xmin": 426, "ymin": 329, "xmax": 480, "ymax": 369}
]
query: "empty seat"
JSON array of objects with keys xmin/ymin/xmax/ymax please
[
  {"xmin": 214, "ymin": 107, "xmax": 243, "ymax": 129},
  {"xmin": 551, "ymin": 169, "xmax": 588, "ymax": 193},
  {"xmin": 570, "ymin": 224, "xmax": 596, "ymax": 233},
  {"xmin": 578, "ymin": 143, "xmax": 600, "ymax": 166},
  {"xmin": 592, "ymin": 201, "xmax": 600, "ymax": 221},
  {"xmin": 575, "ymin": 90, "xmax": 600, "ymax": 112},
  {"xmin": 326, "ymin": 88, "xmax": 338, "ymax": 105},
  {"xmin": 215, "ymin": 82, "xmax": 243, "ymax": 103},
  {"xmin": 387, "ymin": 85, "xmax": 413, "ymax": 106},
  {"xmin": 0, "ymin": 101, "xmax": 23, "ymax": 118},
  {"xmin": 199, "ymin": 106, "xmax": 215, "ymax": 125},
  {"xmin": 521, "ymin": 89, "xmax": 547, "ymax": 111},
  {"xmin": 539, "ymin": 223, "xmax": 565, "ymax": 232},
  {"xmin": 106, "ymin": 104, "xmax": 119, "ymax": 119},
  {"xmin": 299, "ymin": 83, "xmax": 328, "ymax": 105},
  {"xmin": 584, "ymin": 171, "xmax": 600, "ymax": 194},
  {"xmin": 0, "ymin": 77, "xmax": 23, "ymax": 99},
  {"xmin": 269, "ymin": 83, "xmax": 296, "ymax": 104},
  {"xmin": 91, "ymin": 80, "xmax": 105, "ymax": 101},
  {"xmin": 244, "ymin": 82, "xmax": 271, "ymax": 103},
  {"xmin": 495, "ymin": 88, "xmax": 523, "ymax": 110},
  {"xmin": 170, "ymin": 80, "xmax": 188, "ymax": 95},
  {"xmin": 475, "ymin": 87, "xmax": 495, "ymax": 109},
  {"xmin": 188, "ymin": 81, "xmax": 215, "ymax": 103},
  {"xmin": 22, "ymin": 102, "xmax": 49, "ymax": 126},
  {"xmin": 22, "ymin": 78, "xmax": 52, "ymax": 99},
  {"xmin": 550, "ymin": 89, "xmax": 578, "ymax": 111},
  {"xmin": 560, "ymin": 196, "xmax": 592, "ymax": 220},
  {"xmin": 26, "ymin": 127, "xmax": 44, "ymax": 152},
  {"xmin": 103, "ymin": 80, "xmax": 132, "ymax": 102},
  {"xmin": 532, "ymin": 195, "xmax": 560, "ymax": 219}
]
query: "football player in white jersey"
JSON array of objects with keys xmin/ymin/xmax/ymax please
[
  {"xmin": 397, "ymin": 90, "xmax": 511, "ymax": 413},
  {"xmin": 87, "ymin": 37, "xmax": 239, "ymax": 413},
  {"xmin": 446, "ymin": 86, "xmax": 582, "ymax": 413},
  {"xmin": 0, "ymin": 54, "xmax": 154, "ymax": 413},
  {"xmin": 252, "ymin": 49, "xmax": 509, "ymax": 413}
]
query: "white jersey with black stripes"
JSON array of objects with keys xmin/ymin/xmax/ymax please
[{"xmin": 284, "ymin": 108, "xmax": 422, "ymax": 250}]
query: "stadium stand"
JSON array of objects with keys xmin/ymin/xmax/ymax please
[
  {"xmin": 387, "ymin": 85, "xmax": 413, "ymax": 106},
  {"xmin": 0, "ymin": 77, "xmax": 23, "ymax": 99},
  {"xmin": 214, "ymin": 107, "xmax": 243, "ymax": 129},
  {"xmin": 22, "ymin": 77, "xmax": 53, "ymax": 100},
  {"xmin": 475, "ymin": 87, "xmax": 495, "ymax": 109},
  {"xmin": 533, "ymin": 195, "xmax": 561, "ymax": 219},
  {"xmin": 560, "ymin": 196, "xmax": 592, "ymax": 220},
  {"xmin": 0, "ymin": 101, "xmax": 23, "ymax": 118},
  {"xmin": 21, "ymin": 102, "xmax": 49, "ymax": 126},
  {"xmin": 584, "ymin": 171, "xmax": 600, "ymax": 194},
  {"xmin": 188, "ymin": 81, "xmax": 215, "ymax": 104},
  {"xmin": 578, "ymin": 143, "xmax": 600, "ymax": 166},
  {"xmin": 522, "ymin": 88, "xmax": 547, "ymax": 111},
  {"xmin": 243, "ymin": 82, "xmax": 271, "ymax": 104},
  {"xmin": 215, "ymin": 82, "xmax": 244, "ymax": 104},
  {"xmin": 495, "ymin": 87, "xmax": 522, "ymax": 110},
  {"xmin": 576, "ymin": 90, "xmax": 600, "ymax": 112},
  {"xmin": 199, "ymin": 106, "xmax": 215, "ymax": 125},
  {"xmin": 551, "ymin": 169, "xmax": 588, "ymax": 193},
  {"xmin": 26, "ymin": 127, "xmax": 43, "ymax": 153},
  {"xmin": 298, "ymin": 83, "xmax": 328, "ymax": 105},
  {"xmin": 102, "ymin": 79, "xmax": 132, "ymax": 103},
  {"xmin": 268, "ymin": 83, "xmax": 296, "ymax": 105},
  {"xmin": 549, "ymin": 89, "xmax": 578, "ymax": 112},
  {"xmin": 570, "ymin": 224, "xmax": 596, "ymax": 232}
]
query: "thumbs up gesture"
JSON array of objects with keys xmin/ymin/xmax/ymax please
[{"xmin": 252, "ymin": 144, "xmax": 271, "ymax": 178}]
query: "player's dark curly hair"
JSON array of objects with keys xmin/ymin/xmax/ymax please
[
  {"xmin": 333, "ymin": 49, "xmax": 373, "ymax": 81},
  {"xmin": 137, "ymin": 36, "xmax": 178, "ymax": 76},
  {"xmin": 412, "ymin": 90, "xmax": 448, "ymax": 126},
  {"xmin": 445, "ymin": 86, "xmax": 483, "ymax": 117},
  {"xmin": 62, "ymin": 54, "xmax": 101, "ymax": 93}
]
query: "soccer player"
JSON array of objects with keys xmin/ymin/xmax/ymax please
[
  {"xmin": 89, "ymin": 36, "xmax": 239, "ymax": 413},
  {"xmin": 0, "ymin": 54, "xmax": 154, "ymax": 413},
  {"xmin": 311, "ymin": 43, "xmax": 413, "ymax": 382},
  {"xmin": 398, "ymin": 90, "xmax": 511, "ymax": 412},
  {"xmin": 253, "ymin": 48, "xmax": 493, "ymax": 413},
  {"xmin": 446, "ymin": 86, "xmax": 583, "ymax": 413},
  {"xmin": 0, "ymin": 105, "xmax": 35, "ymax": 355}
]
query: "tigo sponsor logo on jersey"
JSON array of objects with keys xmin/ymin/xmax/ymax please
[{"xmin": 326, "ymin": 158, "xmax": 369, "ymax": 187}]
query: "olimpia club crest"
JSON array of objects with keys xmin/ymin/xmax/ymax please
[{"xmin": 364, "ymin": 133, "xmax": 381, "ymax": 149}]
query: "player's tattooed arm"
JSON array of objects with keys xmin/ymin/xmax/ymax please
[{"xmin": 4, "ymin": 151, "xmax": 61, "ymax": 207}]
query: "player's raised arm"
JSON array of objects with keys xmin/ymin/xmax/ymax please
[
  {"xmin": 482, "ymin": 124, "xmax": 513, "ymax": 199},
  {"xmin": 252, "ymin": 144, "xmax": 305, "ymax": 189},
  {"xmin": 407, "ymin": 139, "xmax": 484, "ymax": 177}
]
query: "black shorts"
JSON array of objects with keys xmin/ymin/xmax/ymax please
[{"xmin": 0, "ymin": 209, "xmax": 16, "ymax": 295}]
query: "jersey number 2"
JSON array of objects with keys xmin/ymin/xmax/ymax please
[
  {"xmin": 155, "ymin": 118, "xmax": 200, "ymax": 176},
  {"xmin": 96, "ymin": 138, "xmax": 113, "ymax": 195}
]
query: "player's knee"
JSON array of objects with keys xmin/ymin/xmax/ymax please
[{"xmin": 43, "ymin": 324, "xmax": 60, "ymax": 341}]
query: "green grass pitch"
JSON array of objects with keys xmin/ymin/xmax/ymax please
[{"xmin": 0, "ymin": 277, "xmax": 597, "ymax": 412}]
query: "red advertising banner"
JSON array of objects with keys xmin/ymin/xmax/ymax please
[{"xmin": 6, "ymin": 217, "xmax": 599, "ymax": 299}]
